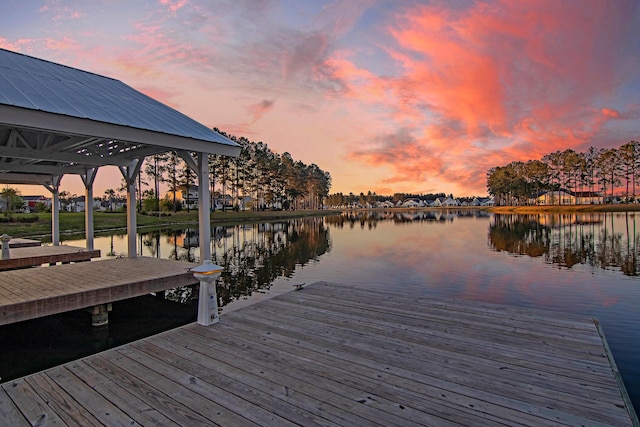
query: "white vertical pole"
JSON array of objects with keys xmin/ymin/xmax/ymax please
[
  {"xmin": 43, "ymin": 175, "xmax": 63, "ymax": 246},
  {"xmin": 82, "ymin": 168, "xmax": 98, "ymax": 251},
  {"xmin": 198, "ymin": 152, "xmax": 211, "ymax": 263},
  {"xmin": 85, "ymin": 185, "xmax": 94, "ymax": 250},
  {"xmin": 120, "ymin": 160, "xmax": 142, "ymax": 258},
  {"xmin": 126, "ymin": 175, "xmax": 137, "ymax": 257},
  {"xmin": 52, "ymin": 189, "xmax": 60, "ymax": 246}
]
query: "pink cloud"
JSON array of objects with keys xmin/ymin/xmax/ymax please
[
  {"xmin": 160, "ymin": 0, "xmax": 189, "ymax": 13},
  {"xmin": 39, "ymin": 2, "xmax": 85, "ymax": 21},
  {"xmin": 247, "ymin": 99, "xmax": 275, "ymax": 123},
  {"xmin": 0, "ymin": 38, "xmax": 23, "ymax": 52},
  {"xmin": 281, "ymin": 32, "xmax": 330, "ymax": 81},
  {"xmin": 339, "ymin": 0, "xmax": 639, "ymax": 194}
]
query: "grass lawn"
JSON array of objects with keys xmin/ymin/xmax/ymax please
[
  {"xmin": 0, "ymin": 209, "xmax": 341, "ymax": 239},
  {"xmin": 488, "ymin": 204, "xmax": 640, "ymax": 213}
]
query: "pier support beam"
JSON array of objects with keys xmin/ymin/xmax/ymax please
[
  {"xmin": 197, "ymin": 152, "xmax": 211, "ymax": 262},
  {"xmin": 87, "ymin": 303, "xmax": 112, "ymax": 327},
  {"xmin": 119, "ymin": 159, "xmax": 143, "ymax": 258},
  {"xmin": 81, "ymin": 168, "xmax": 98, "ymax": 251},
  {"xmin": 43, "ymin": 175, "xmax": 63, "ymax": 246}
]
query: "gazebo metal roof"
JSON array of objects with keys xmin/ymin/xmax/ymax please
[{"xmin": 0, "ymin": 48, "xmax": 240, "ymax": 185}]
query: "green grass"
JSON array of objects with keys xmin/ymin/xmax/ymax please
[
  {"xmin": 488, "ymin": 204, "xmax": 640, "ymax": 214},
  {"xmin": 0, "ymin": 210, "xmax": 341, "ymax": 239}
]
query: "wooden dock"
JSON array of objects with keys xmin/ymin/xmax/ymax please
[
  {"xmin": 1, "ymin": 282, "xmax": 636, "ymax": 426},
  {"xmin": 7, "ymin": 238, "xmax": 40, "ymax": 249},
  {"xmin": 0, "ymin": 257, "xmax": 198, "ymax": 326},
  {"xmin": 0, "ymin": 245, "xmax": 100, "ymax": 271}
]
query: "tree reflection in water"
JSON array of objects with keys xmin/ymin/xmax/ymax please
[
  {"xmin": 489, "ymin": 212, "xmax": 640, "ymax": 276},
  {"xmin": 136, "ymin": 217, "xmax": 331, "ymax": 307},
  {"xmin": 326, "ymin": 209, "xmax": 490, "ymax": 229}
]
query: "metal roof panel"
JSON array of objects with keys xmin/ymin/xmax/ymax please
[{"xmin": 0, "ymin": 48, "xmax": 238, "ymax": 148}]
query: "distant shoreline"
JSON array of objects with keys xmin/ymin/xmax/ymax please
[
  {"xmin": 488, "ymin": 204, "xmax": 640, "ymax": 213},
  {"xmin": 343, "ymin": 204, "xmax": 640, "ymax": 213}
]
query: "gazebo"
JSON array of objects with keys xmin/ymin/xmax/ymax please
[{"xmin": 0, "ymin": 48, "xmax": 241, "ymax": 262}]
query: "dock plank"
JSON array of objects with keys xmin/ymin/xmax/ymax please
[
  {"xmin": 63, "ymin": 360, "xmax": 180, "ymax": 427},
  {"xmin": 118, "ymin": 342, "xmax": 305, "ymax": 427},
  {"xmin": 0, "ymin": 388, "xmax": 29, "ymax": 426},
  {"xmin": 223, "ymin": 304, "xmax": 626, "ymax": 426},
  {"xmin": 45, "ymin": 365, "xmax": 140, "ymax": 427},
  {"xmin": 8, "ymin": 238, "xmax": 40, "ymax": 249},
  {"xmin": 83, "ymin": 354, "xmax": 219, "ymax": 427},
  {"xmin": 2, "ymin": 281, "xmax": 636, "ymax": 426},
  {"xmin": 24, "ymin": 373, "xmax": 102, "ymax": 427},
  {"xmin": 256, "ymin": 296, "xmax": 624, "ymax": 402},
  {"xmin": 0, "ymin": 245, "xmax": 100, "ymax": 271},
  {"xmin": 228, "ymin": 297, "xmax": 628, "ymax": 425}
]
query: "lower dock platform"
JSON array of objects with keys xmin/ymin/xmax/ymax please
[
  {"xmin": 0, "ymin": 245, "xmax": 100, "ymax": 271},
  {"xmin": 0, "ymin": 256, "xmax": 198, "ymax": 326}
]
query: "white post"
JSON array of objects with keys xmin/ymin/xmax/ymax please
[
  {"xmin": 192, "ymin": 260, "xmax": 223, "ymax": 326},
  {"xmin": 82, "ymin": 168, "xmax": 98, "ymax": 251},
  {"xmin": 0, "ymin": 234, "xmax": 11, "ymax": 259},
  {"xmin": 126, "ymin": 178, "xmax": 137, "ymax": 257},
  {"xmin": 198, "ymin": 152, "xmax": 211, "ymax": 262},
  {"xmin": 51, "ymin": 189, "xmax": 60, "ymax": 246},
  {"xmin": 119, "ymin": 160, "xmax": 143, "ymax": 258},
  {"xmin": 43, "ymin": 175, "xmax": 62, "ymax": 246}
]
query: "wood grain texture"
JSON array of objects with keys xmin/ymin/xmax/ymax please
[
  {"xmin": 0, "ymin": 245, "xmax": 100, "ymax": 271},
  {"xmin": 2, "ymin": 281, "xmax": 637, "ymax": 426},
  {"xmin": 0, "ymin": 257, "xmax": 198, "ymax": 325}
]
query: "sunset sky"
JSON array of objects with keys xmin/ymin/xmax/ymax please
[{"xmin": 2, "ymin": 0, "xmax": 639, "ymax": 198}]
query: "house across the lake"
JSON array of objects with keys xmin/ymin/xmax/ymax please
[
  {"xmin": 530, "ymin": 190, "xmax": 602, "ymax": 205},
  {"xmin": 22, "ymin": 195, "xmax": 51, "ymax": 212}
]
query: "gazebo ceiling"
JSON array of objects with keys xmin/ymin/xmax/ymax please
[{"xmin": 0, "ymin": 48, "xmax": 241, "ymax": 186}]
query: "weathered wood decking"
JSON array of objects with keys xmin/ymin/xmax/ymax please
[
  {"xmin": 2, "ymin": 282, "xmax": 637, "ymax": 426},
  {"xmin": 7, "ymin": 238, "xmax": 40, "ymax": 249},
  {"xmin": 0, "ymin": 257, "xmax": 198, "ymax": 326},
  {"xmin": 0, "ymin": 245, "xmax": 100, "ymax": 271}
]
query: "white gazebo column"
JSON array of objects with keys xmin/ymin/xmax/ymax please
[
  {"xmin": 197, "ymin": 152, "xmax": 211, "ymax": 262},
  {"xmin": 119, "ymin": 159, "xmax": 143, "ymax": 258},
  {"xmin": 81, "ymin": 168, "xmax": 98, "ymax": 251},
  {"xmin": 43, "ymin": 175, "xmax": 63, "ymax": 246}
]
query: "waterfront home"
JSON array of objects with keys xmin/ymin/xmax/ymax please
[
  {"xmin": 20, "ymin": 195, "xmax": 51, "ymax": 212},
  {"xmin": 572, "ymin": 191, "xmax": 603, "ymax": 205},
  {"xmin": 432, "ymin": 197, "xmax": 460, "ymax": 207},
  {"xmin": 401, "ymin": 198, "xmax": 424, "ymax": 208},
  {"xmin": 531, "ymin": 190, "xmax": 602, "ymax": 205}
]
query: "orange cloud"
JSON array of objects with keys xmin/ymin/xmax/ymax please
[
  {"xmin": 602, "ymin": 108, "xmax": 621, "ymax": 119},
  {"xmin": 340, "ymin": 0, "xmax": 639, "ymax": 194}
]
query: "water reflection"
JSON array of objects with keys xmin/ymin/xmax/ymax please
[
  {"xmin": 12, "ymin": 210, "xmax": 640, "ymax": 412},
  {"xmin": 126, "ymin": 217, "xmax": 331, "ymax": 306},
  {"xmin": 327, "ymin": 209, "xmax": 490, "ymax": 228},
  {"xmin": 489, "ymin": 213, "xmax": 640, "ymax": 276},
  {"xmin": 211, "ymin": 218, "xmax": 331, "ymax": 307}
]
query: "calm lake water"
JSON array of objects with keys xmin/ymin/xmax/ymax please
[{"xmin": 2, "ymin": 210, "xmax": 639, "ymax": 414}]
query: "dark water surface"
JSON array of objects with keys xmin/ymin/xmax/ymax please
[{"xmin": 1, "ymin": 211, "xmax": 639, "ymax": 414}]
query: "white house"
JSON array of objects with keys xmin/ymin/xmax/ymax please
[
  {"xmin": 572, "ymin": 191, "xmax": 602, "ymax": 205},
  {"xmin": 530, "ymin": 190, "xmax": 600, "ymax": 205},
  {"xmin": 22, "ymin": 195, "xmax": 51, "ymax": 211},
  {"xmin": 375, "ymin": 200, "xmax": 395, "ymax": 208},
  {"xmin": 402, "ymin": 198, "xmax": 424, "ymax": 208},
  {"xmin": 433, "ymin": 197, "xmax": 459, "ymax": 207}
]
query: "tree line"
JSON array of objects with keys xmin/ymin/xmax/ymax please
[
  {"xmin": 486, "ymin": 141, "xmax": 640, "ymax": 205},
  {"xmin": 108, "ymin": 129, "xmax": 332, "ymax": 213},
  {"xmin": 327, "ymin": 191, "xmax": 451, "ymax": 207}
]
